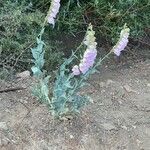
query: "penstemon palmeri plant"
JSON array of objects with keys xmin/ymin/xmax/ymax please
[
  {"xmin": 31, "ymin": 0, "xmax": 130, "ymax": 119},
  {"xmin": 31, "ymin": 0, "xmax": 61, "ymax": 105}
]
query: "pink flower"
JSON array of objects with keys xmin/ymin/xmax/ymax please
[
  {"xmin": 79, "ymin": 53, "xmax": 96, "ymax": 74},
  {"xmin": 72, "ymin": 65, "xmax": 80, "ymax": 75},
  {"xmin": 47, "ymin": 0, "xmax": 61, "ymax": 26},
  {"xmin": 113, "ymin": 25, "xmax": 130, "ymax": 56},
  {"xmin": 83, "ymin": 49, "xmax": 97, "ymax": 60},
  {"xmin": 79, "ymin": 63, "xmax": 89, "ymax": 74},
  {"xmin": 72, "ymin": 24, "xmax": 97, "ymax": 75},
  {"xmin": 47, "ymin": 17, "xmax": 55, "ymax": 26}
]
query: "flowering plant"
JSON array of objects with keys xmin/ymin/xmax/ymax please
[
  {"xmin": 51, "ymin": 24, "xmax": 97, "ymax": 117},
  {"xmin": 31, "ymin": 1, "xmax": 130, "ymax": 119}
]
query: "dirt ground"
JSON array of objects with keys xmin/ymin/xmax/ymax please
[{"xmin": 0, "ymin": 52, "xmax": 150, "ymax": 149}]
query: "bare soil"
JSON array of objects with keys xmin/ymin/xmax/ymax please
[{"xmin": 0, "ymin": 56, "xmax": 150, "ymax": 150}]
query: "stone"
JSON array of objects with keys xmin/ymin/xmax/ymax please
[
  {"xmin": 147, "ymin": 83, "xmax": 150, "ymax": 87},
  {"xmin": 123, "ymin": 84, "xmax": 136, "ymax": 93},
  {"xmin": 99, "ymin": 82, "xmax": 105, "ymax": 87},
  {"xmin": 101, "ymin": 123, "xmax": 117, "ymax": 131},
  {"xmin": 16, "ymin": 70, "xmax": 30, "ymax": 79},
  {"xmin": 0, "ymin": 122, "xmax": 8, "ymax": 130},
  {"xmin": 69, "ymin": 135, "xmax": 74, "ymax": 139},
  {"xmin": 106, "ymin": 79, "xmax": 114, "ymax": 86}
]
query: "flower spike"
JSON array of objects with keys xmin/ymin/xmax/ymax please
[
  {"xmin": 113, "ymin": 24, "xmax": 130, "ymax": 56},
  {"xmin": 72, "ymin": 24, "xmax": 97, "ymax": 75},
  {"xmin": 47, "ymin": 0, "xmax": 61, "ymax": 26}
]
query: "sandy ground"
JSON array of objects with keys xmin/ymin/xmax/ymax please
[{"xmin": 0, "ymin": 58, "xmax": 150, "ymax": 150}]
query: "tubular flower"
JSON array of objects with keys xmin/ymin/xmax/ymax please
[
  {"xmin": 113, "ymin": 25, "xmax": 130, "ymax": 56},
  {"xmin": 72, "ymin": 65, "xmax": 80, "ymax": 75},
  {"xmin": 47, "ymin": 0, "xmax": 60, "ymax": 26},
  {"xmin": 72, "ymin": 24, "xmax": 97, "ymax": 75}
]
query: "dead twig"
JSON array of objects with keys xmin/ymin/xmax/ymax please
[{"xmin": 0, "ymin": 87, "xmax": 26, "ymax": 93}]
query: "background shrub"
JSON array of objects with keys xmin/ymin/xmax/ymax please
[{"xmin": 0, "ymin": 0, "xmax": 149, "ymax": 76}]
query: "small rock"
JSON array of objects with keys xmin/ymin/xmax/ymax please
[
  {"xmin": 101, "ymin": 123, "xmax": 117, "ymax": 131},
  {"xmin": 19, "ymin": 99, "xmax": 28, "ymax": 104},
  {"xmin": 64, "ymin": 127, "xmax": 67, "ymax": 131},
  {"xmin": 98, "ymin": 102, "xmax": 104, "ymax": 106},
  {"xmin": 106, "ymin": 79, "xmax": 114, "ymax": 86},
  {"xmin": 147, "ymin": 83, "xmax": 150, "ymax": 87},
  {"xmin": 101, "ymin": 89, "xmax": 106, "ymax": 93},
  {"xmin": 88, "ymin": 97, "xmax": 94, "ymax": 103},
  {"xmin": 136, "ymin": 139, "xmax": 142, "ymax": 147},
  {"xmin": 0, "ymin": 137, "xmax": 9, "ymax": 146},
  {"xmin": 132, "ymin": 125, "xmax": 136, "ymax": 129},
  {"xmin": 70, "ymin": 135, "xmax": 74, "ymax": 139},
  {"xmin": 60, "ymin": 115, "xmax": 73, "ymax": 121},
  {"xmin": 99, "ymin": 82, "xmax": 105, "ymax": 87},
  {"xmin": 123, "ymin": 84, "xmax": 136, "ymax": 93},
  {"xmin": 121, "ymin": 125, "xmax": 128, "ymax": 130},
  {"xmin": 0, "ymin": 122, "xmax": 8, "ymax": 130},
  {"xmin": 16, "ymin": 70, "xmax": 30, "ymax": 79}
]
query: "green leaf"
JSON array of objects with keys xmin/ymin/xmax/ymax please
[
  {"xmin": 31, "ymin": 66, "xmax": 42, "ymax": 77},
  {"xmin": 31, "ymin": 29, "xmax": 45, "ymax": 77}
]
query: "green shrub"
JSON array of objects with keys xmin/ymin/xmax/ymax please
[
  {"xmin": 56, "ymin": 0, "xmax": 149, "ymax": 42},
  {"xmin": 9, "ymin": 0, "xmax": 149, "ymax": 40},
  {"xmin": 0, "ymin": 0, "xmax": 149, "ymax": 75},
  {"xmin": 0, "ymin": 0, "xmax": 64, "ymax": 74}
]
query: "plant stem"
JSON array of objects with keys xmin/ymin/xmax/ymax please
[
  {"xmin": 95, "ymin": 50, "xmax": 113, "ymax": 68},
  {"xmin": 39, "ymin": 2, "xmax": 52, "ymax": 38},
  {"xmin": 74, "ymin": 50, "xmax": 113, "ymax": 92}
]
